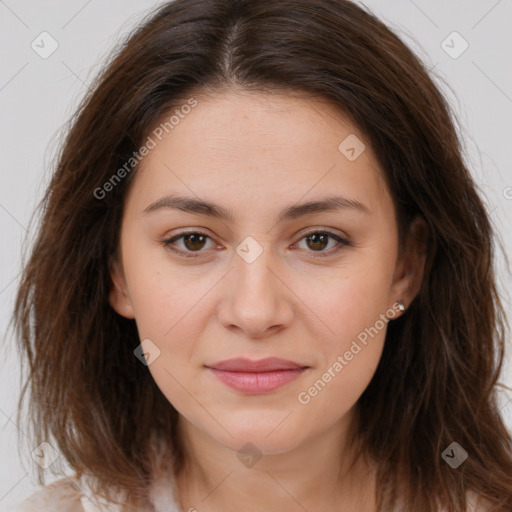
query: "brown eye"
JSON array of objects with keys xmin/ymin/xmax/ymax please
[
  {"xmin": 295, "ymin": 230, "xmax": 350, "ymax": 257},
  {"xmin": 182, "ymin": 233, "xmax": 208, "ymax": 251},
  {"xmin": 305, "ymin": 232, "xmax": 330, "ymax": 251},
  {"xmin": 163, "ymin": 231, "xmax": 216, "ymax": 258}
]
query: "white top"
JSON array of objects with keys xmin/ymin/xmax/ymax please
[
  {"xmin": 7, "ymin": 474, "xmax": 489, "ymax": 512},
  {"xmin": 8, "ymin": 473, "xmax": 181, "ymax": 512}
]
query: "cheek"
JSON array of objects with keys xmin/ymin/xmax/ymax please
[
  {"xmin": 295, "ymin": 279, "xmax": 389, "ymax": 419},
  {"xmin": 121, "ymin": 235, "xmax": 201, "ymax": 334},
  {"xmin": 290, "ymin": 262, "xmax": 392, "ymax": 411},
  {"xmin": 295, "ymin": 335, "xmax": 385, "ymax": 436},
  {"xmin": 295, "ymin": 258, "xmax": 395, "ymax": 350}
]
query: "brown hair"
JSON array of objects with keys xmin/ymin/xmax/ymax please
[{"xmin": 12, "ymin": 0, "xmax": 512, "ymax": 510}]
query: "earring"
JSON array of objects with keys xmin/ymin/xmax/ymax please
[{"xmin": 397, "ymin": 300, "xmax": 405, "ymax": 312}]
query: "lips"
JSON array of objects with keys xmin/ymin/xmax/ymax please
[
  {"xmin": 207, "ymin": 357, "xmax": 306, "ymax": 372},
  {"xmin": 205, "ymin": 357, "xmax": 309, "ymax": 394}
]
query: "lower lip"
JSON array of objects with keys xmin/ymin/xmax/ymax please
[{"xmin": 207, "ymin": 368, "xmax": 307, "ymax": 394}]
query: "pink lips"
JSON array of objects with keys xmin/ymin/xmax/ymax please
[{"xmin": 206, "ymin": 357, "xmax": 309, "ymax": 394}]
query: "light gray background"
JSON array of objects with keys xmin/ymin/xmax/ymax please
[{"xmin": 1, "ymin": 0, "xmax": 511, "ymax": 509}]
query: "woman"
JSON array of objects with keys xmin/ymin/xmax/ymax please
[{"xmin": 10, "ymin": 0, "xmax": 512, "ymax": 510}]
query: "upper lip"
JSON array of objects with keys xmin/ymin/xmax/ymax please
[{"xmin": 206, "ymin": 357, "xmax": 308, "ymax": 372}]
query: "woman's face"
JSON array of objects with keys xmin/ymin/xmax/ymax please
[{"xmin": 109, "ymin": 91, "xmax": 425, "ymax": 456}]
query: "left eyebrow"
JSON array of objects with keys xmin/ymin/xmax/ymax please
[
  {"xmin": 143, "ymin": 194, "xmax": 371, "ymax": 221},
  {"xmin": 276, "ymin": 195, "xmax": 371, "ymax": 222}
]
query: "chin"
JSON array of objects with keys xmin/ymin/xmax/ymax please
[{"xmin": 209, "ymin": 418, "xmax": 305, "ymax": 456}]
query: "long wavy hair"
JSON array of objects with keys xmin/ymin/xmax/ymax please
[{"xmin": 12, "ymin": 0, "xmax": 512, "ymax": 510}]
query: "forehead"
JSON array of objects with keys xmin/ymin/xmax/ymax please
[{"xmin": 127, "ymin": 91, "xmax": 390, "ymax": 217}]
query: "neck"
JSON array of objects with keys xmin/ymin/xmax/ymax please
[{"xmin": 171, "ymin": 407, "xmax": 377, "ymax": 512}]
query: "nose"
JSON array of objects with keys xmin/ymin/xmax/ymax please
[{"xmin": 216, "ymin": 244, "xmax": 294, "ymax": 340}]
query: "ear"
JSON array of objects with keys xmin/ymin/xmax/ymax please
[
  {"xmin": 108, "ymin": 257, "xmax": 135, "ymax": 319},
  {"xmin": 389, "ymin": 215, "xmax": 429, "ymax": 313}
]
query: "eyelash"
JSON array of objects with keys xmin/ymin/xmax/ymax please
[{"xmin": 162, "ymin": 229, "xmax": 351, "ymax": 259}]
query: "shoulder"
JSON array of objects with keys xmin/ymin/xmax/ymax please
[
  {"xmin": 7, "ymin": 476, "xmax": 124, "ymax": 512},
  {"xmin": 467, "ymin": 490, "xmax": 495, "ymax": 512},
  {"xmin": 7, "ymin": 478, "xmax": 84, "ymax": 512},
  {"xmin": 392, "ymin": 490, "xmax": 495, "ymax": 512}
]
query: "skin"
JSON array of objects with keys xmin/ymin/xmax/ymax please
[{"xmin": 109, "ymin": 90, "xmax": 427, "ymax": 512}]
